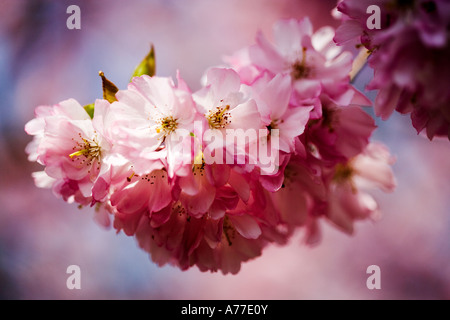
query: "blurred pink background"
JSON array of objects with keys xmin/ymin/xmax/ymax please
[{"xmin": 1, "ymin": 0, "xmax": 449, "ymax": 299}]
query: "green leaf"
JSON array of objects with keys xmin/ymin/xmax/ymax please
[
  {"xmin": 83, "ymin": 103, "xmax": 95, "ymax": 119},
  {"xmin": 99, "ymin": 71, "xmax": 119, "ymax": 103},
  {"xmin": 131, "ymin": 44, "xmax": 156, "ymax": 80}
]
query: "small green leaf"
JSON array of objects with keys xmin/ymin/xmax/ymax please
[
  {"xmin": 190, "ymin": 132, "xmax": 195, "ymax": 137},
  {"xmin": 83, "ymin": 103, "xmax": 95, "ymax": 119},
  {"xmin": 131, "ymin": 44, "xmax": 156, "ymax": 80},
  {"xmin": 99, "ymin": 71, "xmax": 119, "ymax": 103}
]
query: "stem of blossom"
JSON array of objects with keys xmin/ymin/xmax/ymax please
[
  {"xmin": 127, "ymin": 172, "xmax": 136, "ymax": 182},
  {"xmin": 350, "ymin": 49, "xmax": 370, "ymax": 82}
]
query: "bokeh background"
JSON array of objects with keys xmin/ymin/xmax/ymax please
[{"xmin": 1, "ymin": 0, "xmax": 449, "ymax": 300}]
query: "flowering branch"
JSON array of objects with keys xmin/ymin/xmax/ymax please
[
  {"xmin": 349, "ymin": 48, "xmax": 370, "ymax": 82},
  {"xmin": 335, "ymin": 0, "xmax": 450, "ymax": 140},
  {"xmin": 24, "ymin": 17, "xmax": 397, "ymax": 274}
]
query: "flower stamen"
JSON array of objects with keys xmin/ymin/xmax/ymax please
[
  {"xmin": 291, "ymin": 47, "xmax": 311, "ymax": 80},
  {"xmin": 222, "ymin": 216, "xmax": 235, "ymax": 246},
  {"xmin": 206, "ymin": 105, "xmax": 231, "ymax": 129}
]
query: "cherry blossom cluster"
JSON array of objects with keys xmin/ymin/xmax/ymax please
[
  {"xmin": 25, "ymin": 18, "xmax": 396, "ymax": 274},
  {"xmin": 335, "ymin": 0, "xmax": 450, "ymax": 140}
]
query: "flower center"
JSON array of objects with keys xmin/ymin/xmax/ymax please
[
  {"xmin": 69, "ymin": 133, "xmax": 102, "ymax": 170},
  {"xmin": 282, "ymin": 164, "xmax": 299, "ymax": 188},
  {"xmin": 387, "ymin": 0, "xmax": 416, "ymax": 11},
  {"xmin": 222, "ymin": 216, "xmax": 236, "ymax": 246},
  {"xmin": 291, "ymin": 47, "xmax": 310, "ymax": 80},
  {"xmin": 421, "ymin": 1, "xmax": 436, "ymax": 13},
  {"xmin": 206, "ymin": 105, "xmax": 231, "ymax": 129},
  {"xmin": 156, "ymin": 116, "xmax": 178, "ymax": 136},
  {"xmin": 267, "ymin": 120, "xmax": 277, "ymax": 131}
]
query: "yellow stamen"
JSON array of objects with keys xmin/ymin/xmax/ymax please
[
  {"xmin": 291, "ymin": 47, "xmax": 310, "ymax": 80},
  {"xmin": 333, "ymin": 162, "xmax": 360, "ymax": 193},
  {"xmin": 333, "ymin": 162, "xmax": 354, "ymax": 183},
  {"xmin": 222, "ymin": 216, "xmax": 235, "ymax": 246},
  {"xmin": 127, "ymin": 172, "xmax": 136, "ymax": 182},
  {"xmin": 69, "ymin": 135, "xmax": 102, "ymax": 171},
  {"xmin": 350, "ymin": 48, "xmax": 370, "ymax": 82},
  {"xmin": 218, "ymin": 105, "xmax": 230, "ymax": 117},
  {"xmin": 69, "ymin": 149, "xmax": 88, "ymax": 159}
]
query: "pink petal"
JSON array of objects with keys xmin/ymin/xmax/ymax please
[
  {"xmin": 228, "ymin": 170, "xmax": 250, "ymax": 202},
  {"xmin": 209, "ymin": 187, "xmax": 240, "ymax": 220},
  {"xmin": 279, "ymin": 105, "xmax": 313, "ymax": 142},
  {"xmin": 146, "ymin": 171, "xmax": 173, "ymax": 213},
  {"xmin": 176, "ymin": 70, "xmax": 192, "ymax": 93},
  {"xmin": 32, "ymin": 171, "xmax": 55, "ymax": 188},
  {"xmin": 205, "ymin": 68, "xmax": 241, "ymax": 101},
  {"xmin": 24, "ymin": 118, "xmax": 45, "ymax": 136},
  {"xmin": 227, "ymin": 99, "xmax": 261, "ymax": 133},
  {"xmin": 258, "ymin": 73, "xmax": 292, "ymax": 120},
  {"xmin": 93, "ymin": 205, "xmax": 111, "ymax": 229},
  {"xmin": 333, "ymin": 20, "xmax": 363, "ymax": 46},
  {"xmin": 180, "ymin": 176, "xmax": 216, "ymax": 216},
  {"xmin": 272, "ymin": 19, "xmax": 304, "ymax": 58},
  {"xmin": 110, "ymin": 181, "xmax": 150, "ymax": 215},
  {"xmin": 203, "ymin": 218, "xmax": 223, "ymax": 249},
  {"xmin": 129, "ymin": 75, "xmax": 176, "ymax": 110},
  {"xmin": 292, "ymin": 79, "xmax": 321, "ymax": 100},
  {"xmin": 353, "ymin": 143, "xmax": 397, "ymax": 193},
  {"xmin": 270, "ymin": 184, "xmax": 310, "ymax": 226},
  {"xmin": 57, "ymin": 98, "xmax": 91, "ymax": 120}
]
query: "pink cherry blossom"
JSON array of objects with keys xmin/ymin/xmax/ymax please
[
  {"xmin": 193, "ymin": 67, "xmax": 262, "ymax": 166},
  {"xmin": 246, "ymin": 72, "xmax": 313, "ymax": 154},
  {"xmin": 111, "ymin": 168, "xmax": 173, "ymax": 235},
  {"xmin": 132, "ymin": 185, "xmax": 290, "ymax": 274},
  {"xmin": 335, "ymin": 0, "xmax": 450, "ymax": 140},
  {"xmin": 25, "ymin": 98, "xmax": 92, "ymax": 163}
]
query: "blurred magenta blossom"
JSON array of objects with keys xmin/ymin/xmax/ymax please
[{"xmin": 25, "ymin": 17, "xmax": 396, "ymax": 274}]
